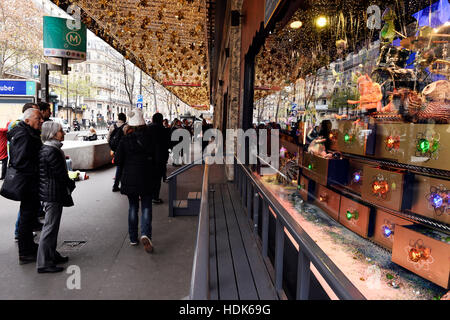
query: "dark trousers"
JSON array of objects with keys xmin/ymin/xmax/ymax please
[
  {"xmin": 152, "ymin": 164, "xmax": 166, "ymax": 200},
  {"xmin": 18, "ymin": 196, "xmax": 40, "ymax": 256},
  {"xmin": 37, "ymin": 202, "xmax": 63, "ymax": 268},
  {"xmin": 127, "ymin": 194, "xmax": 152, "ymax": 242},
  {"xmin": 0, "ymin": 157, "xmax": 7, "ymax": 179},
  {"xmin": 114, "ymin": 165, "xmax": 123, "ymax": 188}
]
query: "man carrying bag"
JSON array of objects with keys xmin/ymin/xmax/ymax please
[{"xmin": 1, "ymin": 109, "xmax": 44, "ymax": 264}]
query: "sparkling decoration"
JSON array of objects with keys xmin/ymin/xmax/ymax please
[
  {"xmin": 414, "ymin": 131, "xmax": 440, "ymax": 159},
  {"xmin": 346, "ymin": 210, "xmax": 359, "ymax": 221},
  {"xmin": 381, "ymin": 224, "xmax": 393, "ymax": 238},
  {"xmin": 417, "ymin": 138, "xmax": 430, "ymax": 153},
  {"xmin": 372, "ymin": 174, "xmax": 390, "ymax": 200},
  {"xmin": 352, "ymin": 171, "xmax": 362, "ymax": 183},
  {"xmin": 372, "ymin": 180, "xmax": 389, "ymax": 194},
  {"xmin": 404, "ymin": 239, "xmax": 435, "ymax": 271},
  {"xmin": 385, "ymin": 135, "xmax": 400, "ymax": 151},
  {"xmin": 51, "ymin": 0, "xmax": 211, "ymax": 107},
  {"xmin": 426, "ymin": 186, "xmax": 449, "ymax": 216},
  {"xmin": 344, "ymin": 133, "xmax": 350, "ymax": 142}
]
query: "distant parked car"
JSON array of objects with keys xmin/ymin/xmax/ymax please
[{"xmin": 50, "ymin": 117, "xmax": 70, "ymax": 133}]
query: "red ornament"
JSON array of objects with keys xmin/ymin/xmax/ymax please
[{"xmin": 372, "ymin": 180, "xmax": 389, "ymax": 195}]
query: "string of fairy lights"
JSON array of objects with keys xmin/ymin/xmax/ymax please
[{"xmin": 52, "ymin": 0, "xmax": 210, "ymax": 108}]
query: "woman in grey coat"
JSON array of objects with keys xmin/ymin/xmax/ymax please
[{"xmin": 37, "ymin": 121, "xmax": 75, "ymax": 273}]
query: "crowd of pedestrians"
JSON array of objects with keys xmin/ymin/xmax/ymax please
[
  {"xmin": 0, "ymin": 103, "xmax": 211, "ymax": 271},
  {"xmin": 107, "ymin": 110, "xmax": 210, "ymax": 252}
]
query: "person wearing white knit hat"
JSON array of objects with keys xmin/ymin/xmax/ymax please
[
  {"xmin": 127, "ymin": 108, "xmax": 146, "ymax": 127},
  {"xmin": 114, "ymin": 107, "xmax": 156, "ymax": 253}
]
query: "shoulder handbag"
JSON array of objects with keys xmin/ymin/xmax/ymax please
[{"xmin": 0, "ymin": 166, "xmax": 28, "ymax": 201}]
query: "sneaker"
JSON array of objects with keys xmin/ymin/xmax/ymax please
[
  {"xmin": 152, "ymin": 198, "xmax": 163, "ymax": 204},
  {"xmin": 140, "ymin": 235, "xmax": 153, "ymax": 253},
  {"xmin": 130, "ymin": 240, "xmax": 139, "ymax": 246},
  {"xmin": 112, "ymin": 186, "xmax": 120, "ymax": 192}
]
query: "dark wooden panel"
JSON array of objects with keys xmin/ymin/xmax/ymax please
[
  {"xmin": 209, "ymin": 187, "xmax": 218, "ymax": 300},
  {"xmin": 227, "ymin": 184, "xmax": 279, "ymax": 300},
  {"xmin": 213, "ymin": 184, "xmax": 239, "ymax": 299},
  {"xmin": 220, "ymin": 184, "xmax": 259, "ymax": 300}
]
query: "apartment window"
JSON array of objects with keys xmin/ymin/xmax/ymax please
[
  {"xmin": 86, "ymin": 64, "xmax": 90, "ymax": 72},
  {"xmin": 97, "ymin": 103, "xmax": 102, "ymax": 109}
]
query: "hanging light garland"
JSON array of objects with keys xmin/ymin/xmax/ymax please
[{"xmin": 53, "ymin": 0, "xmax": 210, "ymax": 107}]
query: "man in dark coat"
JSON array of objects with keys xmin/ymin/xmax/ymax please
[
  {"xmin": 7, "ymin": 108, "xmax": 44, "ymax": 264},
  {"xmin": 147, "ymin": 113, "xmax": 170, "ymax": 204}
]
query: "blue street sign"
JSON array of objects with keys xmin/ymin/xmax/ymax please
[
  {"xmin": 137, "ymin": 102, "xmax": 143, "ymax": 109},
  {"xmin": 137, "ymin": 94, "xmax": 143, "ymax": 103},
  {"xmin": 0, "ymin": 80, "xmax": 36, "ymax": 96}
]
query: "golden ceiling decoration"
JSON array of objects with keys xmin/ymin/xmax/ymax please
[{"xmin": 52, "ymin": 0, "xmax": 210, "ymax": 107}]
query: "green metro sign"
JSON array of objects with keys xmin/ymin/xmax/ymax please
[{"xmin": 43, "ymin": 16, "xmax": 87, "ymax": 61}]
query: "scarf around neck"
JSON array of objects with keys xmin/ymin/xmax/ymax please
[{"xmin": 44, "ymin": 139, "xmax": 63, "ymax": 149}]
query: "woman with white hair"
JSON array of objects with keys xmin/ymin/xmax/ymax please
[{"xmin": 37, "ymin": 121, "xmax": 75, "ymax": 273}]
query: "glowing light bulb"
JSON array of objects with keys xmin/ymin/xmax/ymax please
[
  {"xmin": 316, "ymin": 16, "xmax": 328, "ymax": 28},
  {"xmin": 290, "ymin": 20, "xmax": 302, "ymax": 29}
]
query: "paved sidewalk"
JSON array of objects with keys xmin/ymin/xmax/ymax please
[{"xmin": 0, "ymin": 164, "xmax": 206, "ymax": 300}]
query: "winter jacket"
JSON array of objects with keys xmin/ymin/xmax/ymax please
[
  {"xmin": 114, "ymin": 127, "xmax": 158, "ymax": 196},
  {"xmin": 39, "ymin": 143, "xmax": 75, "ymax": 206},
  {"xmin": 147, "ymin": 123, "xmax": 170, "ymax": 166},
  {"xmin": 0, "ymin": 127, "xmax": 7, "ymax": 160},
  {"xmin": 7, "ymin": 121, "xmax": 43, "ymax": 194}
]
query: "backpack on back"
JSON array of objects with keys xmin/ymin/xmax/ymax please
[{"xmin": 109, "ymin": 124, "xmax": 124, "ymax": 151}]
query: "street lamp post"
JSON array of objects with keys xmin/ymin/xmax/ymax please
[{"xmin": 66, "ymin": 75, "xmax": 69, "ymax": 121}]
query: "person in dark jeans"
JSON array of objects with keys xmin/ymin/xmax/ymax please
[
  {"xmin": 114, "ymin": 108, "xmax": 157, "ymax": 253},
  {"xmin": 7, "ymin": 109, "xmax": 44, "ymax": 264},
  {"xmin": 147, "ymin": 113, "xmax": 170, "ymax": 204}
]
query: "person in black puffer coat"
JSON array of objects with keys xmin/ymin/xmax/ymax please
[
  {"xmin": 114, "ymin": 108, "xmax": 157, "ymax": 253},
  {"xmin": 37, "ymin": 121, "xmax": 75, "ymax": 273},
  {"xmin": 6, "ymin": 108, "xmax": 43, "ymax": 264}
]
